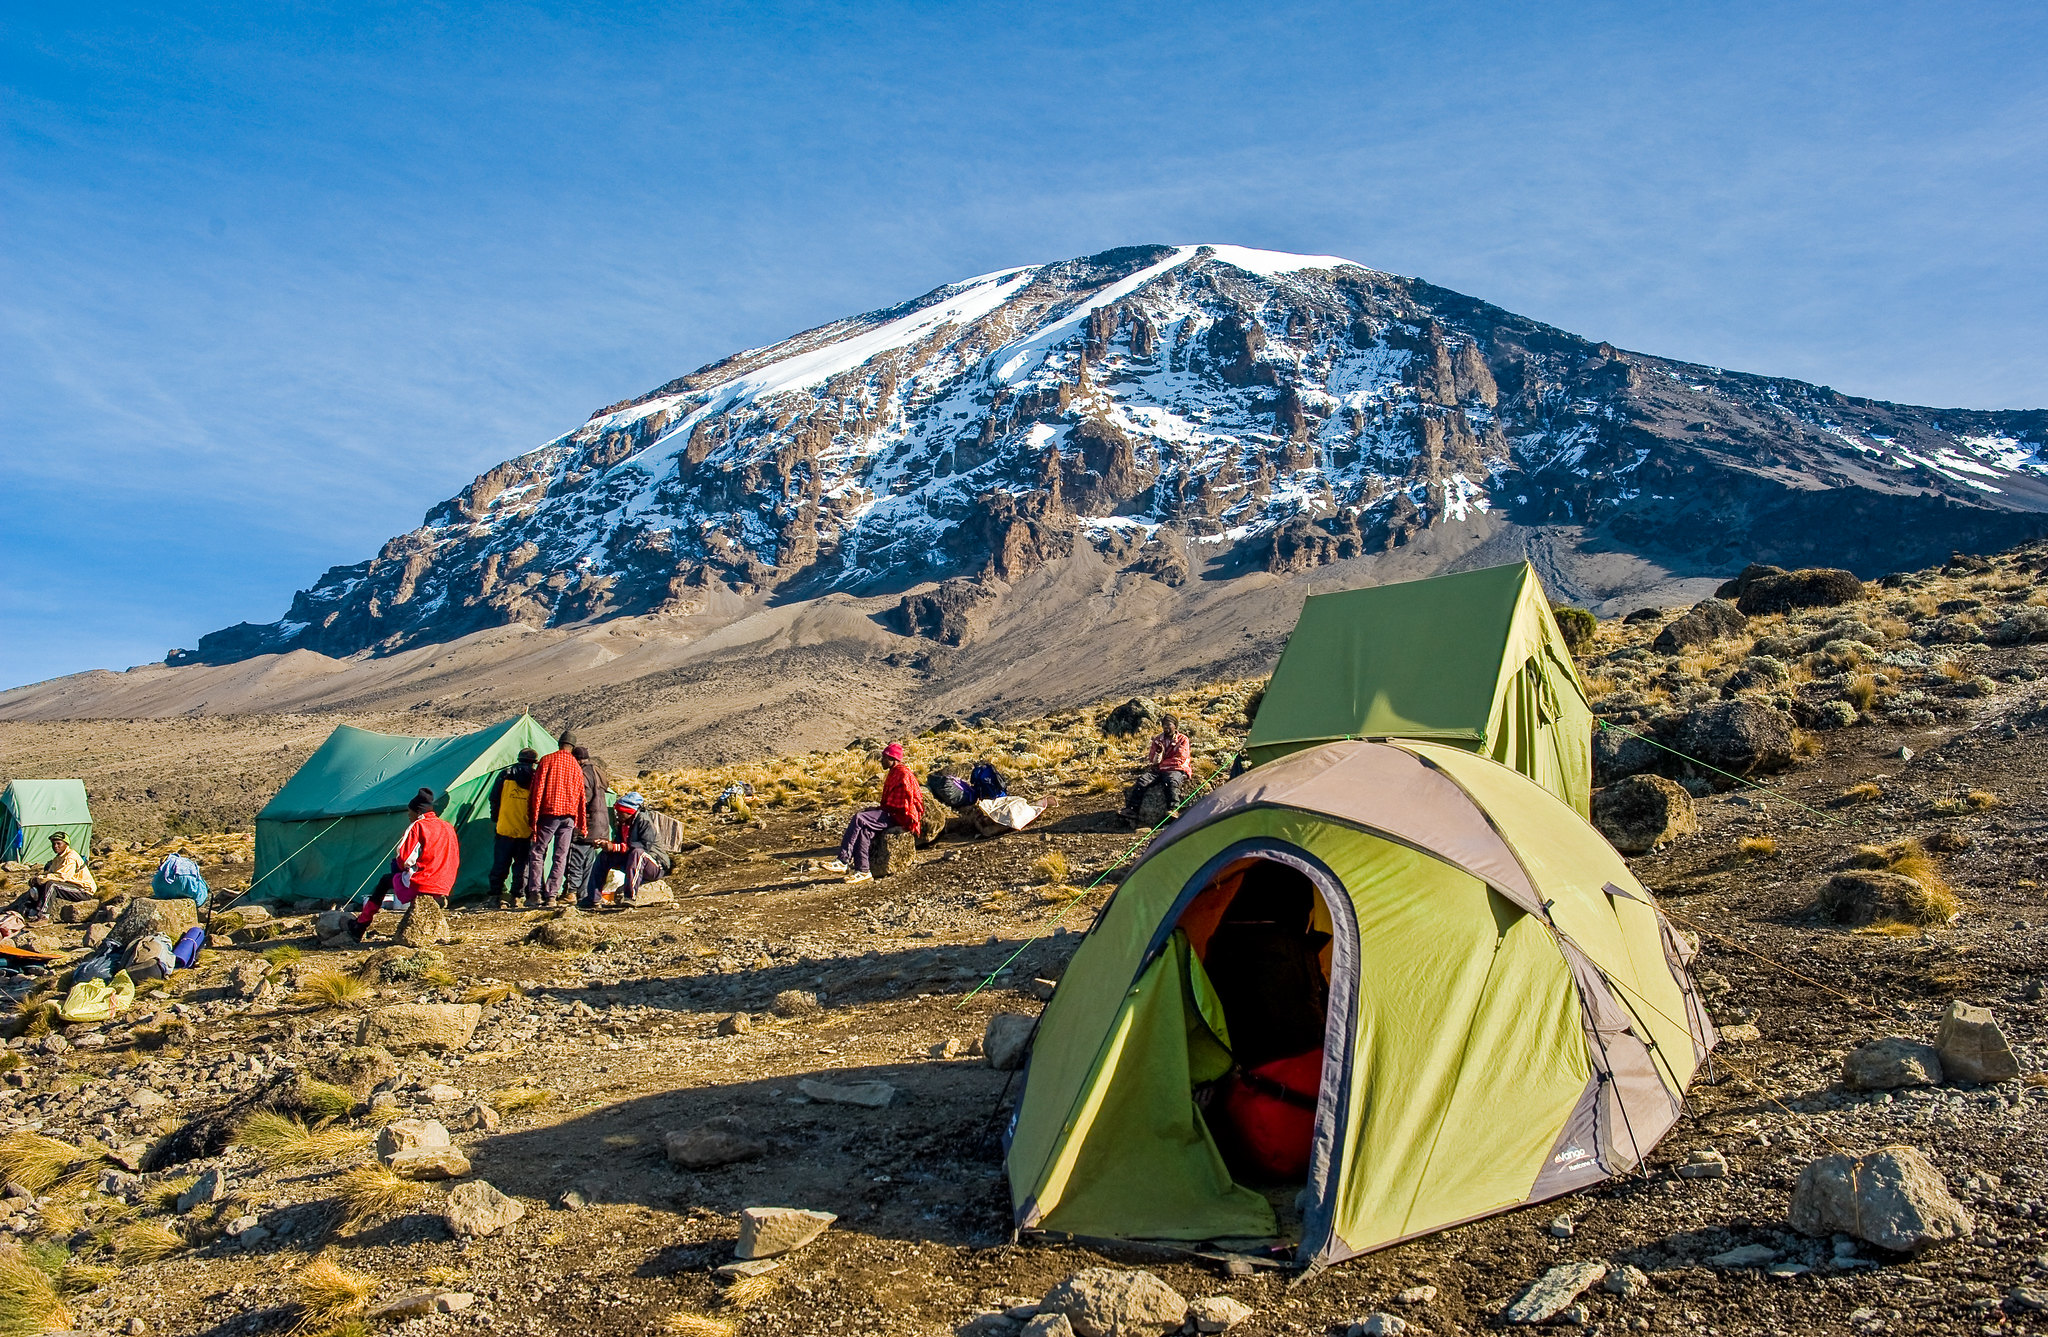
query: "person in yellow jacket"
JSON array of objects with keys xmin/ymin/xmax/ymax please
[
  {"xmin": 487, "ymin": 749, "xmax": 539, "ymax": 910},
  {"xmin": 26, "ymin": 832, "xmax": 97, "ymax": 922}
]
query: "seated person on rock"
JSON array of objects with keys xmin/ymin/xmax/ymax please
[
  {"xmin": 22, "ymin": 832, "xmax": 96, "ymax": 923},
  {"xmin": 590, "ymin": 792, "xmax": 682, "ymax": 907},
  {"xmin": 1121, "ymin": 714, "xmax": 1193, "ymax": 827},
  {"xmin": 831, "ymin": 742, "xmax": 924, "ymax": 884},
  {"xmin": 349, "ymin": 788, "xmax": 458, "ymax": 942}
]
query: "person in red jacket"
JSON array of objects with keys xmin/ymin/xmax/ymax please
[
  {"xmin": 349, "ymin": 788, "xmax": 459, "ymax": 941},
  {"xmin": 831, "ymin": 742, "xmax": 924, "ymax": 884},
  {"xmin": 1122, "ymin": 713, "xmax": 1194, "ymax": 827},
  {"xmin": 525, "ymin": 731, "xmax": 587, "ymax": 906}
]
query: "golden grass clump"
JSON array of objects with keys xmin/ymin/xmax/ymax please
[
  {"xmin": 56, "ymin": 1258, "xmax": 117, "ymax": 1295},
  {"xmin": 1839, "ymin": 781, "xmax": 1883, "ymax": 805},
  {"xmin": 721, "ymin": 1272, "xmax": 780, "ymax": 1310},
  {"xmin": 417, "ymin": 966, "xmax": 459, "ymax": 990},
  {"xmin": 665, "ymin": 1314, "xmax": 737, "ymax": 1337},
  {"xmin": 0, "ymin": 1244, "xmax": 72, "ymax": 1337},
  {"xmin": 293, "ymin": 970, "xmax": 370, "ymax": 1010},
  {"xmin": 489, "ymin": 1086, "xmax": 555, "ymax": 1115},
  {"xmin": 292, "ymin": 1080, "xmax": 359, "ymax": 1126},
  {"xmin": 144, "ymin": 1176, "xmax": 196, "ymax": 1214},
  {"xmin": 464, "ymin": 982, "xmax": 519, "ymax": 1006},
  {"xmin": 1790, "ymin": 729, "xmax": 1822, "ymax": 759},
  {"xmin": 1737, "ymin": 835, "xmax": 1777, "ymax": 859},
  {"xmin": 235, "ymin": 1111, "xmax": 371, "ymax": 1170},
  {"xmin": 263, "ymin": 944, "xmax": 303, "ymax": 967},
  {"xmin": 296, "ymin": 1256, "xmax": 377, "ymax": 1328},
  {"xmin": 334, "ymin": 1165, "xmax": 424, "ymax": 1229},
  {"xmin": 0, "ymin": 1135, "xmax": 87, "ymax": 1196},
  {"xmin": 1845, "ymin": 673, "xmax": 1879, "ymax": 712},
  {"xmin": 1029, "ymin": 851, "xmax": 1070, "ymax": 886},
  {"xmin": 32, "ymin": 1202, "xmax": 83, "ymax": 1239},
  {"xmin": 1839, "ymin": 838, "xmax": 1961, "ymax": 928},
  {"xmin": 1085, "ymin": 773, "xmax": 1120, "ymax": 794},
  {"xmin": 111, "ymin": 1221, "xmax": 183, "ymax": 1265},
  {"xmin": 1966, "ymin": 790, "xmax": 1999, "ymax": 810}
]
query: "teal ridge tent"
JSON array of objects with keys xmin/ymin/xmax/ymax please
[
  {"xmin": 252, "ymin": 715, "xmax": 555, "ymax": 904},
  {"xmin": 1, "ymin": 780, "xmax": 93, "ymax": 865}
]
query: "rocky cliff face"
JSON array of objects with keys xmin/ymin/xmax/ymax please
[{"xmin": 176, "ymin": 244, "xmax": 2048, "ymax": 664}]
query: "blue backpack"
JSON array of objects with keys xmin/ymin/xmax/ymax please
[
  {"xmin": 151, "ymin": 853, "xmax": 210, "ymax": 906},
  {"xmin": 970, "ymin": 762, "xmax": 1008, "ymax": 801}
]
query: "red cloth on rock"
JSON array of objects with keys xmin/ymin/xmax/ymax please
[{"xmin": 881, "ymin": 762, "xmax": 925, "ymax": 832}]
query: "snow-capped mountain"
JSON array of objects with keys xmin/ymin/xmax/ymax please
[{"xmin": 180, "ymin": 243, "xmax": 2048, "ymax": 664}]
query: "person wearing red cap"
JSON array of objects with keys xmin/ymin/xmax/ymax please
[{"xmin": 830, "ymin": 742, "xmax": 923, "ymax": 884}]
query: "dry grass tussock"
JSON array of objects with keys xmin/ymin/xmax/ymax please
[
  {"xmin": 1029, "ymin": 851, "xmax": 1070, "ymax": 885},
  {"xmin": 0, "ymin": 1244, "xmax": 72, "ymax": 1337},
  {"xmin": 465, "ymin": 982, "xmax": 520, "ymax": 1006},
  {"xmin": 1844, "ymin": 838, "xmax": 1961, "ymax": 927},
  {"xmin": 1839, "ymin": 782, "xmax": 1883, "ymax": 805},
  {"xmin": 1736, "ymin": 835, "xmax": 1777, "ymax": 859},
  {"xmin": 489, "ymin": 1086, "xmax": 555, "ymax": 1115},
  {"xmin": 235, "ymin": 1111, "xmax": 371, "ymax": 1170},
  {"xmin": 721, "ymin": 1273, "xmax": 780, "ymax": 1310},
  {"xmin": 295, "ymin": 1256, "xmax": 377, "ymax": 1330},
  {"xmin": 293, "ymin": 971, "xmax": 370, "ymax": 1009},
  {"xmin": 0, "ymin": 1134, "xmax": 93, "ymax": 1196},
  {"xmin": 334, "ymin": 1165, "xmax": 425, "ymax": 1229},
  {"xmin": 665, "ymin": 1314, "xmax": 737, "ymax": 1337},
  {"xmin": 112, "ymin": 1221, "xmax": 182, "ymax": 1265}
]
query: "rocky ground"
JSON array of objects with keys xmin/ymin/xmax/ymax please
[{"xmin": 0, "ymin": 554, "xmax": 2045, "ymax": 1337}]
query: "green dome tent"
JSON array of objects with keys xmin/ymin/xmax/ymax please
[
  {"xmin": 1, "ymin": 780, "xmax": 93, "ymax": 866},
  {"xmin": 252, "ymin": 715, "xmax": 555, "ymax": 905},
  {"xmin": 1006, "ymin": 739, "xmax": 1713, "ymax": 1268},
  {"xmin": 1244, "ymin": 561, "xmax": 1594, "ymax": 815}
]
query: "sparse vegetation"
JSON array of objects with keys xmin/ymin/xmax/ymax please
[
  {"xmin": 111, "ymin": 1222, "xmax": 182, "ymax": 1266},
  {"xmin": 0, "ymin": 1243, "xmax": 72, "ymax": 1337},
  {"xmin": 1029, "ymin": 851, "xmax": 1070, "ymax": 885},
  {"xmin": 1736, "ymin": 835, "xmax": 1777, "ymax": 859},
  {"xmin": 234, "ymin": 1111, "xmax": 370, "ymax": 1170},
  {"xmin": 665, "ymin": 1314, "xmax": 737, "ymax": 1337},
  {"xmin": 465, "ymin": 982, "xmax": 520, "ymax": 1006},
  {"xmin": 263, "ymin": 944, "xmax": 303, "ymax": 967},
  {"xmin": 295, "ymin": 1256, "xmax": 376, "ymax": 1329},
  {"xmin": 293, "ymin": 970, "xmax": 370, "ymax": 1009},
  {"xmin": 333, "ymin": 1165, "xmax": 424, "ymax": 1229},
  {"xmin": 0, "ymin": 1135, "xmax": 88, "ymax": 1196},
  {"xmin": 721, "ymin": 1272, "xmax": 780, "ymax": 1310},
  {"xmin": 1839, "ymin": 781, "xmax": 1883, "ymax": 804},
  {"xmin": 489, "ymin": 1087, "xmax": 555, "ymax": 1115},
  {"xmin": 292, "ymin": 1080, "xmax": 360, "ymax": 1126}
]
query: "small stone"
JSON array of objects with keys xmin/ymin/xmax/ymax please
[
  {"xmin": 1546, "ymin": 1214, "xmax": 1574, "ymax": 1238},
  {"xmin": 1021, "ymin": 1315, "xmax": 1074, "ymax": 1337},
  {"xmin": 1935, "ymin": 1000, "xmax": 2021, "ymax": 1084},
  {"xmin": 1677, "ymin": 1148, "xmax": 1729, "ymax": 1179},
  {"xmin": 127, "ymin": 1320, "xmax": 147, "ymax": 1336},
  {"xmin": 225, "ymin": 1213, "xmax": 261, "ymax": 1236},
  {"xmin": 929, "ymin": 1038, "xmax": 963, "ymax": 1059},
  {"xmin": 1504, "ymin": 1261, "xmax": 1609, "ymax": 1324},
  {"xmin": 176, "ymin": 1168, "xmax": 225, "ymax": 1213},
  {"xmin": 441, "ymin": 1180, "xmax": 525, "ymax": 1237},
  {"xmin": 369, "ymin": 1291, "xmax": 441, "ymax": 1320},
  {"xmin": 226, "ymin": 960, "xmax": 270, "ymax": 1001},
  {"xmin": 2007, "ymin": 1286, "xmax": 2048, "ymax": 1312},
  {"xmin": 771, "ymin": 990, "xmax": 821, "ymax": 1017},
  {"xmin": 98, "ymin": 1169, "xmax": 142, "ymax": 1199},
  {"xmin": 1789, "ymin": 1144, "xmax": 1974, "ymax": 1253},
  {"xmin": 109, "ymin": 1143, "xmax": 148, "ymax": 1172},
  {"xmin": 435, "ymin": 1292, "xmax": 475, "ymax": 1313},
  {"xmin": 1188, "ymin": 1295, "xmax": 1254, "ymax": 1332},
  {"xmin": 1039, "ymin": 1269, "xmax": 1187, "ymax": 1337},
  {"xmin": 1842, "ymin": 1036, "xmax": 1944, "ymax": 1091},
  {"xmin": 1767, "ymin": 1262, "xmax": 1811, "ymax": 1278},
  {"xmin": 797, "ymin": 1077, "xmax": 896, "ymax": 1108},
  {"xmin": 717, "ymin": 1013, "xmax": 752, "ymax": 1036},
  {"xmin": 665, "ymin": 1118, "xmax": 767, "ymax": 1169},
  {"xmin": 388, "ymin": 1147, "xmax": 471, "ymax": 1180},
  {"xmin": 448, "ymin": 1102, "xmax": 501, "ymax": 1134},
  {"xmin": 735, "ymin": 1206, "xmax": 836, "ymax": 1259},
  {"xmin": 1027, "ymin": 978, "xmax": 1058, "ymax": 1001},
  {"xmin": 1718, "ymin": 1023, "xmax": 1761, "ymax": 1043},
  {"xmin": 1707, "ymin": 1243, "xmax": 1777, "ymax": 1267},
  {"xmin": 424, "ymin": 1082, "xmax": 464, "ymax": 1103},
  {"xmin": 713, "ymin": 1258, "xmax": 782, "ymax": 1280},
  {"xmin": 376, "ymin": 1118, "xmax": 453, "ymax": 1162},
  {"xmin": 394, "ymin": 893, "xmax": 451, "ymax": 946},
  {"xmin": 1394, "ymin": 1286, "xmax": 1437, "ymax": 1306},
  {"xmin": 1601, "ymin": 1265, "xmax": 1648, "ymax": 1298},
  {"xmin": 1349, "ymin": 1316, "xmax": 1406, "ymax": 1337},
  {"xmin": 983, "ymin": 1012, "xmax": 1037, "ymax": 1071},
  {"xmin": 627, "ymin": 879, "xmax": 674, "ymax": 905}
]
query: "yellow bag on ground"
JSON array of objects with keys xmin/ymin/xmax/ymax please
[{"xmin": 57, "ymin": 971, "xmax": 135, "ymax": 1024}]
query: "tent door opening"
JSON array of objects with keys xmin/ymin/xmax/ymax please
[{"xmin": 1178, "ymin": 855, "xmax": 1338, "ymax": 1214}]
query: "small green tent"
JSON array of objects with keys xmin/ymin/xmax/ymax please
[
  {"xmin": 252, "ymin": 715, "xmax": 555, "ymax": 905},
  {"xmin": 1, "ymin": 780, "xmax": 93, "ymax": 866},
  {"xmin": 1245, "ymin": 561, "xmax": 1594, "ymax": 814},
  {"xmin": 1007, "ymin": 739, "xmax": 1713, "ymax": 1267}
]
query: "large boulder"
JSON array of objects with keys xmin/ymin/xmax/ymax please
[
  {"xmin": 890, "ymin": 578, "xmax": 999, "ymax": 646},
  {"xmin": 1592, "ymin": 726, "xmax": 1661, "ymax": 785},
  {"xmin": 983, "ymin": 1013, "xmax": 1037, "ymax": 1071},
  {"xmin": 1101, "ymin": 698, "xmax": 1161, "ymax": 737},
  {"xmin": 1842, "ymin": 1037, "xmax": 1943, "ymax": 1090},
  {"xmin": 871, "ymin": 827, "xmax": 918, "ymax": 879},
  {"xmin": 1788, "ymin": 1146, "xmax": 1973, "ymax": 1253},
  {"xmin": 1672, "ymin": 701, "xmax": 1794, "ymax": 775},
  {"xmin": 309, "ymin": 1045, "xmax": 398, "ymax": 1101},
  {"xmin": 1591, "ymin": 775, "xmax": 1698, "ymax": 854},
  {"xmin": 394, "ymin": 894, "xmax": 451, "ymax": 947},
  {"xmin": 1039, "ymin": 1268, "xmax": 1188, "ymax": 1337},
  {"xmin": 377, "ymin": 1118, "xmax": 453, "ymax": 1161},
  {"xmin": 441, "ymin": 1180, "xmax": 525, "ymax": 1237},
  {"xmin": 1736, "ymin": 568, "xmax": 1866, "ymax": 616},
  {"xmin": 1935, "ymin": 1000, "xmax": 2021, "ymax": 1084},
  {"xmin": 1714, "ymin": 563, "xmax": 1788, "ymax": 600},
  {"xmin": 1817, "ymin": 871, "xmax": 1951, "ymax": 927},
  {"xmin": 735, "ymin": 1206, "xmax": 836, "ymax": 1259},
  {"xmin": 1134, "ymin": 780, "xmax": 1177, "ymax": 825},
  {"xmin": 1653, "ymin": 598, "xmax": 1749, "ymax": 653},
  {"xmin": 111, "ymin": 897, "xmax": 200, "ymax": 947},
  {"xmin": 356, "ymin": 1003, "xmax": 482, "ymax": 1055}
]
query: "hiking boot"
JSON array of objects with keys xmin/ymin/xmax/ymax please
[
  {"xmin": 824, "ymin": 859, "xmax": 849, "ymax": 874},
  {"xmin": 346, "ymin": 918, "xmax": 371, "ymax": 943},
  {"xmin": 843, "ymin": 870, "xmax": 873, "ymax": 885}
]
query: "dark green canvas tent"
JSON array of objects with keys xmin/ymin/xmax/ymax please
[
  {"xmin": 1, "ymin": 780, "xmax": 92, "ymax": 865},
  {"xmin": 252, "ymin": 715, "xmax": 555, "ymax": 905},
  {"xmin": 1244, "ymin": 562, "xmax": 1594, "ymax": 814}
]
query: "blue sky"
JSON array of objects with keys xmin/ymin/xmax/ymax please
[{"xmin": 4, "ymin": 1, "xmax": 2044, "ymax": 690}]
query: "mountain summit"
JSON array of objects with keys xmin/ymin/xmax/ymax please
[{"xmin": 181, "ymin": 243, "xmax": 2048, "ymax": 665}]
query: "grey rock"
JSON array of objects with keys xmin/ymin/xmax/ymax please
[
  {"xmin": 735, "ymin": 1205, "xmax": 836, "ymax": 1259},
  {"xmin": 713, "ymin": 1258, "xmax": 780, "ymax": 1280},
  {"xmin": 1545, "ymin": 1214, "xmax": 1574, "ymax": 1238},
  {"xmin": 387, "ymin": 1146, "xmax": 471, "ymax": 1180},
  {"xmin": 1672, "ymin": 700, "xmax": 1795, "ymax": 774},
  {"xmin": 1935, "ymin": 1000, "xmax": 2021, "ymax": 1084},
  {"xmin": 665, "ymin": 1118, "xmax": 767, "ymax": 1169},
  {"xmin": 1393, "ymin": 1286, "xmax": 1437, "ymax": 1306},
  {"xmin": 1348, "ymin": 1316, "xmax": 1406, "ymax": 1337},
  {"xmin": 1022, "ymin": 1314, "xmax": 1075, "ymax": 1337},
  {"xmin": 1503, "ymin": 1261, "xmax": 1609, "ymax": 1324},
  {"xmin": 447, "ymin": 1102, "xmax": 501, "ymax": 1134},
  {"xmin": 984, "ymin": 1012, "xmax": 1037, "ymax": 1071},
  {"xmin": 1101, "ymin": 698, "xmax": 1161, "ymax": 737},
  {"xmin": 1707, "ymin": 1243, "xmax": 1777, "ymax": 1267},
  {"xmin": 394, "ymin": 893, "xmax": 451, "ymax": 947},
  {"xmin": 1789, "ymin": 1145, "xmax": 1974, "ymax": 1253},
  {"xmin": 771, "ymin": 990, "xmax": 821, "ymax": 1018},
  {"xmin": 111, "ymin": 897, "xmax": 200, "ymax": 947},
  {"xmin": 441, "ymin": 1179, "xmax": 525, "ymax": 1236},
  {"xmin": 1592, "ymin": 773, "xmax": 1699, "ymax": 853},
  {"xmin": 1187, "ymin": 1295, "xmax": 1253, "ymax": 1332},
  {"xmin": 1039, "ymin": 1268, "xmax": 1187, "ymax": 1337},
  {"xmin": 1677, "ymin": 1148, "xmax": 1729, "ymax": 1179},
  {"xmin": 226, "ymin": 960, "xmax": 270, "ymax": 1001},
  {"xmin": 176, "ymin": 1168, "xmax": 225, "ymax": 1214},
  {"xmin": 798, "ymin": 1077, "xmax": 896, "ymax": 1108},
  {"xmin": 1653, "ymin": 597, "xmax": 1748, "ymax": 653},
  {"xmin": 376, "ymin": 1118, "xmax": 453, "ymax": 1161},
  {"xmin": 717, "ymin": 1013, "xmax": 752, "ymax": 1035},
  {"xmin": 1601, "ymin": 1265, "xmax": 1648, "ymax": 1298},
  {"xmin": 1842, "ymin": 1037, "xmax": 1944, "ymax": 1090},
  {"xmin": 355, "ymin": 1002, "xmax": 482, "ymax": 1054}
]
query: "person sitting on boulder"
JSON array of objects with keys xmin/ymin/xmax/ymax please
[
  {"xmin": 23, "ymin": 832, "xmax": 96, "ymax": 922},
  {"xmin": 590, "ymin": 792, "xmax": 683, "ymax": 907},
  {"xmin": 830, "ymin": 742, "xmax": 924, "ymax": 884},
  {"xmin": 350, "ymin": 788, "xmax": 458, "ymax": 942},
  {"xmin": 1121, "ymin": 713, "xmax": 1193, "ymax": 827}
]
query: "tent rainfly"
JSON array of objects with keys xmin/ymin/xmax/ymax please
[
  {"xmin": 1243, "ymin": 561, "xmax": 1594, "ymax": 815},
  {"xmin": 1, "ymin": 780, "xmax": 93, "ymax": 865},
  {"xmin": 1006, "ymin": 739, "xmax": 1713, "ymax": 1268},
  {"xmin": 252, "ymin": 715, "xmax": 555, "ymax": 905}
]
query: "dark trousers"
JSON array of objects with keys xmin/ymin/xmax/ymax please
[
  {"xmin": 1124, "ymin": 768, "xmax": 1189, "ymax": 819},
  {"xmin": 838, "ymin": 808, "xmax": 900, "ymax": 872},
  {"xmin": 489, "ymin": 835, "xmax": 531, "ymax": 905},
  {"xmin": 527, "ymin": 815, "xmax": 577, "ymax": 904},
  {"xmin": 31, "ymin": 881, "xmax": 95, "ymax": 917},
  {"xmin": 592, "ymin": 848, "xmax": 664, "ymax": 902},
  {"xmin": 566, "ymin": 841, "xmax": 599, "ymax": 906}
]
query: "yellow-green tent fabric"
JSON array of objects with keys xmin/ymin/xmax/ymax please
[
  {"xmin": 1, "ymin": 779, "xmax": 92, "ymax": 865},
  {"xmin": 1244, "ymin": 562, "xmax": 1594, "ymax": 815},
  {"xmin": 1006, "ymin": 740, "xmax": 1713, "ymax": 1268},
  {"xmin": 252, "ymin": 715, "xmax": 554, "ymax": 904}
]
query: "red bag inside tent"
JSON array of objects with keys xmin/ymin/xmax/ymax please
[{"xmin": 1213, "ymin": 1049, "xmax": 1323, "ymax": 1180}]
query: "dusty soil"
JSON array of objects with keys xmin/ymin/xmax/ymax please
[{"xmin": 1, "ymin": 561, "xmax": 2046, "ymax": 1337}]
